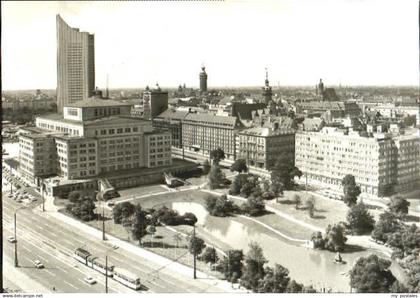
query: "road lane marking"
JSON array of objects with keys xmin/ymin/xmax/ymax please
[
  {"xmin": 63, "ymin": 280, "xmax": 78, "ymax": 290},
  {"xmin": 44, "ymin": 270, "xmax": 55, "ymax": 277}
]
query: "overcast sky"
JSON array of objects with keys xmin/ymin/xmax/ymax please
[{"xmin": 2, "ymin": 0, "xmax": 419, "ymax": 90}]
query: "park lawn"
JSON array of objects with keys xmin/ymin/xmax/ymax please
[
  {"xmin": 268, "ymin": 191, "xmax": 350, "ymax": 229},
  {"xmin": 117, "ymin": 184, "xmax": 167, "ymax": 198},
  {"xmin": 130, "ymin": 189, "xmax": 209, "ymax": 208},
  {"xmin": 84, "ymin": 212, "xmax": 225, "ymax": 279}
]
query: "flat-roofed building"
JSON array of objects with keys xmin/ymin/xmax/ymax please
[
  {"xmin": 153, "ymin": 109, "xmax": 189, "ymax": 148},
  {"xmin": 56, "ymin": 15, "xmax": 95, "ymax": 113},
  {"xmin": 19, "ymin": 99, "xmax": 172, "ymax": 187},
  {"xmin": 295, "ymin": 126, "xmax": 420, "ymax": 198},
  {"xmin": 393, "ymin": 134, "xmax": 420, "ymax": 193},
  {"xmin": 182, "ymin": 113, "xmax": 242, "ymax": 160},
  {"xmin": 237, "ymin": 123, "xmax": 295, "ymax": 172}
]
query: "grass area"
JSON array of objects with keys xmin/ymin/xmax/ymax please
[
  {"xmin": 118, "ymin": 184, "xmax": 167, "ymax": 198},
  {"xmin": 84, "ymin": 210, "xmax": 225, "ymax": 279}
]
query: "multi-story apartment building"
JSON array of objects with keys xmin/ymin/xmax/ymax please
[
  {"xmin": 237, "ymin": 124, "xmax": 295, "ymax": 171},
  {"xmin": 393, "ymin": 134, "xmax": 420, "ymax": 193},
  {"xmin": 19, "ymin": 100, "xmax": 172, "ymax": 193},
  {"xmin": 182, "ymin": 113, "xmax": 242, "ymax": 160},
  {"xmin": 295, "ymin": 126, "xmax": 420, "ymax": 198},
  {"xmin": 153, "ymin": 109, "xmax": 189, "ymax": 148},
  {"xmin": 56, "ymin": 15, "xmax": 95, "ymax": 113},
  {"xmin": 19, "ymin": 131, "xmax": 58, "ymax": 182}
]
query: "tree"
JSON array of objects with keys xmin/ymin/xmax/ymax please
[
  {"xmin": 201, "ymin": 247, "xmax": 219, "ymax": 264},
  {"xmin": 371, "ymin": 211, "xmax": 401, "ymax": 243},
  {"xmin": 390, "ymin": 281, "xmax": 409, "ymax": 293},
  {"xmin": 285, "ymin": 280, "xmax": 303, "ymax": 293},
  {"xmin": 188, "ymin": 235, "xmax": 206, "ymax": 256},
  {"xmin": 243, "ymin": 195, "xmax": 266, "ymax": 216},
  {"xmin": 324, "ymin": 224, "xmax": 347, "ymax": 252},
  {"xmin": 311, "ymin": 231, "xmax": 325, "ymax": 249},
  {"xmin": 68, "ymin": 191, "xmax": 82, "ymax": 203},
  {"xmin": 400, "ymin": 224, "xmax": 420, "ymax": 256},
  {"xmin": 202, "ymin": 159, "xmax": 211, "ymax": 175},
  {"xmin": 346, "ymin": 203, "xmax": 375, "ymax": 235},
  {"xmin": 79, "ymin": 198, "xmax": 96, "ymax": 221},
  {"xmin": 230, "ymin": 159, "xmax": 248, "ymax": 173},
  {"xmin": 293, "ymin": 194, "xmax": 301, "ymax": 210},
  {"xmin": 208, "ymin": 164, "xmax": 226, "ymax": 189},
  {"xmin": 257, "ymin": 264, "xmax": 290, "ymax": 293},
  {"xmin": 305, "ymin": 196, "xmax": 315, "ymax": 218},
  {"xmin": 113, "ymin": 202, "xmax": 136, "ymax": 224},
  {"xmin": 182, "ymin": 212, "xmax": 198, "ymax": 226},
  {"xmin": 270, "ymin": 155, "xmax": 302, "ymax": 190},
  {"xmin": 210, "ymin": 147, "xmax": 225, "ymax": 165},
  {"xmin": 205, "ymin": 194, "xmax": 235, "ymax": 217},
  {"xmin": 131, "ymin": 205, "xmax": 148, "ymax": 246},
  {"xmin": 349, "ymin": 254, "xmax": 396, "ymax": 293},
  {"xmin": 229, "ymin": 174, "xmax": 249, "ymax": 195},
  {"xmin": 220, "ymin": 250, "xmax": 243, "ymax": 282},
  {"xmin": 146, "ymin": 225, "xmax": 157, "ymax": 247},
  {"xmin": 342, "ymin": 174, "xmax": 361, "ymax": 206},
  {"xmin": 241, "ymin": 242, "xmax": 267, "ymax": 291},
  {"xmin": 387, "ymin": 196, "xmax": 410, "ymax": 217}
]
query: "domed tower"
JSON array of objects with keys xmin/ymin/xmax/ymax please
[
  {"xmin": 262, "ymin": 68, "xmax": 273, "ymax": 105},
  {"xmin": 199, "ymin": 65, "xmax": 208, "ymax": 93}
]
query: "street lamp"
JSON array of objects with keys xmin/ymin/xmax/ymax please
[
  {"xmin": 14, "ymin": 206, "xmax": 26, "ymax": 267},
  {"xmin": 104, "ymin": 246, "xmax": 117, "ymax": 293}
]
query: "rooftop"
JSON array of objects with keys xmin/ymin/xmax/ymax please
[
  {"xmin": 154, "ymin": 109, "xmax": 189, "ymax": 121},
  {"xmin": 184, "ymin": 113, "xmax": 238, "ymax": 126},
  {"xmin": 65, "ymin": 99, "xmax": 134, "ymax": 108}
]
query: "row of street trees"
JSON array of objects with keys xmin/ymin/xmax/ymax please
[{"xmin": 188, "ymin": 237, "xmax": 316, "ymax": 293}]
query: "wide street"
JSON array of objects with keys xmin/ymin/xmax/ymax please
[{"xmin": 2, "ymin": 190, "xmax": 228, "ymax": 293}]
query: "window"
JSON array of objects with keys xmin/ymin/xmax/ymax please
[
  {"xmin": 67, "ymin": 108, "xmax": 78, "ymax": 116},
  {"xmin": 109, "ymin": 129, "xmax": 115, "ymax": 134}
]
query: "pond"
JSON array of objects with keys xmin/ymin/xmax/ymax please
[{"xmin": 171, "ymin": 201, "xmax": 386, "ymax": 292}]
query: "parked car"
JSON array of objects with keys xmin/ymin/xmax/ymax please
[
  {"xmin": 33, "ymin": 260, "xmax": 44, "ymax": 269},
  {"xmin": 83, "ymin": 276, "xmax": 96, "ymax": 285}
]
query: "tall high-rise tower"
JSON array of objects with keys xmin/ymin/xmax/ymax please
[
  {"xmin": 262, "ymin": 68, "xmax": 272, "ymax": 105},
  {"xmin": 56, "ymin": 15, "xmax": 95, "ymax": 113},
  {"xmin": 199, "ymin": 66, "xmax": 207, "ymax": 93}
]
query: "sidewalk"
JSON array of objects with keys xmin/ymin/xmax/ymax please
[
  {"xmin": 44, "ymin": 210, "xmax": 246, "ymax": 293},
  {"xmin": 4, "ymin": 257, "xmax": 50, "ymax": 293}
]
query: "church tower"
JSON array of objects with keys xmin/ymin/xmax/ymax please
[
  {"xmin": 262, "ymin": 68, "xmax": 273, "ymax": 105},
  {"xmin": 199, "ymin": 65, "xmax": 208, "ymax": 93}
]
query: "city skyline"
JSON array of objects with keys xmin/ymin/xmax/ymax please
[{"xmin": 2, "ymin": 0, "xmax": 419, "ymax": 91}]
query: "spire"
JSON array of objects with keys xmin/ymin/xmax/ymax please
[
  {"xmin": 106, "ymin": 74, "xmax": 109, "ymax": 99},
  {"xmin": 265, "ymin": 67, "xmax": 269, "ymax": 87}
]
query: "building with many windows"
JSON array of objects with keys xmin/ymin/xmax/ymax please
[
  {"xmin": 182, "ymin": 113, "xmax": 242, "ymax": 161},
  {"xmin": 19, "ymin": 100, "xmax": 173, "ymax": 191},
  {"xmin": 295, "ymin": 126, "xmax": 420, "ymax": 198},
  {"xmin": 237, "ymin": 123, "xmax": 295, "ymax": 172},
  {"xmin": 153, "ymin": 109, "xmax": 189, "ymax": 148},
  {"xmin": 56, "ymin": 15, "xmax": 95, "ymax": 113}
]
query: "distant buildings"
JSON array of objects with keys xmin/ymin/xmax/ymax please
[
  {"xmin": 295, "ymin": 126, "xmax": 420, "ymax": 198},
  {"xmin": 56, "ymin": 15, "xmax": 95, "ymax": 113}
]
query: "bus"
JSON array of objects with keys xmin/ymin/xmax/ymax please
[
  {"xmin": 73, "ymin": 248, "xmax": 91, "ymax": 265},
  {"xmin": 112, "ymin": 267, "xmax": 141, "ymax": 290}
]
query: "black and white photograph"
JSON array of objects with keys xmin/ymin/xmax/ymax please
[{"xmin": 1, "ymin": 0, "xmax": 419, "ymax": 295}]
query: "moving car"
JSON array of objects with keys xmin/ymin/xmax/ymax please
[
  {"xmin": 7, "ymin": 236, "xmax": 16, "ymax": 243},
  {"xmin": 83, "ymin": 276, "xmax": 97, "ymax": 285},
  {"xmin": 33, "ymin": 260, "xmax": 44, "ymax": 269}
]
